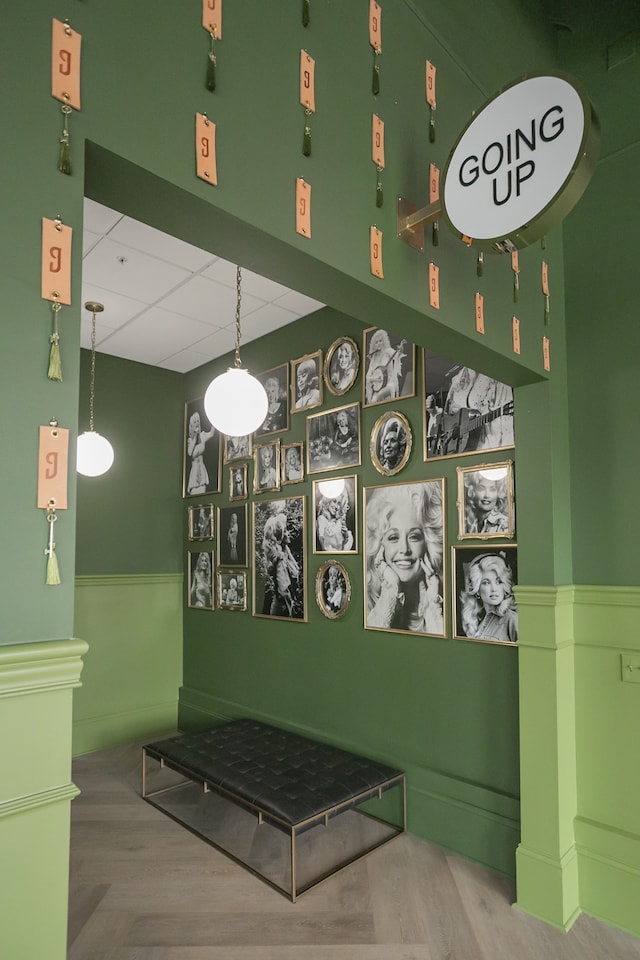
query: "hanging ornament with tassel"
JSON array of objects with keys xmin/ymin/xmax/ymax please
[
  {"xmin": 202, "ymin": 0, "xmax": 223, "ymax": 91},
  {"xmin": 37, "ymin": 420, "xmax": 70, "ymax": 586},
  {"xmin": 426, "ymin": 60, "xmax": 437, "ymax": 142},
  {"xmin": 44, "ymin": 505, "xmax": 61, "ymax": 585},
  {"xmin": 372, "ymin": 114, "xmax": 385, "ymax": 208},
  {"xmin": 41, "ymin": 217, "xmax": 72, "ymax": 376},
  {"xmin": 511, "ymin": 250, "xmax": 520, "ymax": 303},
  {"xmin": 48, "ymin": 301, "xmax": 63, "ymax": 381},
  {"xmin": 300, "ymin": 50, "xmax": 316, "ymax": 157},
  {"xmin": 542, "ymin": 260, "xmax": 550, "ymax": 325},
  {"xmin": 51, "ymin": 19, "xmax": 81, "ymax": 175},
  {"xmin": 369, "ymin": 0, "xmax": 382, "ymax": 95},
  {"xmin": 302, "ymin": 0, "xmax": 311, "ymax": 27}
]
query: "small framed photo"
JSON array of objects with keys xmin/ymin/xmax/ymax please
[
  {"xmin": 217, "ymin": 570, "xmax": 247, "ymax": 611},
  {"xmin": 183, "ymin": 398, "xmax": 221, "ymax": 498},
  {"xmin": 291, "ymin": 350, "xmax": 323, "ymax": 413},
  {"xmin": 254, "ymin": 363, "xmax": 290, "ymax": 437},
  {"xmin": 363, "ymin": 479, "xmax": 446, "ymax": 638},
  {"xmin": 223, "ymin": 434, "xmax": 252, "ymax": 463},
  {"xmin": 187, "ymin": 550, "xmax": 214, "ymax": 610},
  {"xmin": 312, "ymin": 475, "xmax": 358, "ymax": 554},
  {"xmin": 452, "ymin": 545, "xmax": 518, "ymax": 644},
  {"xmin": 307, "ymin": 402, "xmax": 361, "ymax": 474},
  {"xmin": 229, "ymin": 463, "xmax": 248, "ymax": 501},
  {"xmin": 217, "ymin": 504, "xmax": 248, "ymax": 567},
  {"xmin": 423, "ymin": 348, "xmax": 515, "ymax": 461},
  {"xmin": 324, "ymin": 336, "xmax": 359, "ymax": 396},
  {"xmin": 315, "ymin": 560, "xmax": 351, "ymax": 620},
  {"xmin": 252, "ymin": 496, "xmax": 306, "ymax": 621},
  {"xmin": 370, "ymin": 410, "xmax": 412, "ymax": 476},
  {"xmin": 363, "ymin": 327, "xmax": 416, "ymax": 408},
  {"xmin": 457, "ymin": 461, "xmax": 515, "ymax": 539},
  {"xmin": 188, "ymin": 503, "xmax": 215, "ymax": 541},
  {"xmin": 253, "ymin": 439, "xmax": 281, "ymax": 494},
  {"xmin": 282, "ymin": 441, "xmax": 305, "ymax": 485}
]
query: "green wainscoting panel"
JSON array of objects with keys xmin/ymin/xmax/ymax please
[
  {"xmin": 0, "ymin": 639, "xmax": 87, "ymax": 960},
  {"xmin": 73, "ymin": 575, "xmax": 183, "ymax": 755}
]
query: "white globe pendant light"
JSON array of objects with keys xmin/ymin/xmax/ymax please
[
  {"xmin": 317, "ymin": 477, "xmax": 346, "ymax": 499},
  {"xmin": 203, "ymin": 266, "xmax": 268, "ymax": 436},
  {"xmin": 76, "ymin": 302, "xmax": 115, "ymax": 477}
]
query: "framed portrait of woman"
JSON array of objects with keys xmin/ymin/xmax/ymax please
[
  {"xmin": 370, "ymin": 411, "xmax": 412, "ymax": 477},
  {"xmin": 281, "ymin": 442, "xmax": 305, "ymax": 485},
  {"xmin": 291, "ymin": 351, "xmax": 323, "ymax": 413},
  {"xmin": 187, "ymin": 550, "xmax": 214, "ymax": 610},
  {"xmin": 423, "ymin": 348, "xmax": 515, "ymax": 461},
  {"xmin": 452, "ymin": 545, "xmax": 518, "ymax": 644},
  {"xmin": 363, "ymin": 327, "xmax": 416, "ymax": 408},
  {"xmin": 217, "ymin": 570, "xmax": 247, "ymax": 611},
  {"xmin": 217, "ymin": 504, "xmax": 247, "ymax": 568},
  {"xmin": 324, "ymin": 336, "xmax": 359, "ymax": 396},
  {"xmin": 363, "ymin": 479, "xmax": 446, "ymax": 638},
  {"xmin": 254, "ymin": 363, "xmax": 289, "ymax": 437},
  {"xmin": 253, "ymin": 440, "xmax": 281, "ymax": 494},
  {"xmin": 312, "ymin": 475, "xmax": 357, "ymax": 554},
  {"xmin": 315, "ymin": 560, "xmax": 351, "ymax": 620},
  {"xmin": 229, "ymin": 463, "xmax": 248, "ymax": 502},
  {"xmin": 306, "ymin": 402, "xmax": 361, "ymax": 474},
  {"xmin": 252, "ymin": 496, "xmax": 306, "ymax": 622},
  {"xmin": 456, "ymin": 461, "xmax": 515, "ymax": 540},
  {"xmin": 223, "ymin": 434, "xmax": 252, "ymax": 463},
  {"xmin": 188, "ymin": 503, "xmax": 215, "ymax": 541},
  {"xmin": 183, "ymin": 398, "xmax": 221, "ymax": 498}
]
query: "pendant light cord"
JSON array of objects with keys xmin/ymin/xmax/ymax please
[
  {"xmin": 234, "ymin": 266, "xmax": 242, "ymax": 369},
  {"xmin": 89, "ymin": 309, "xmax": 97, "ymax": 431}
]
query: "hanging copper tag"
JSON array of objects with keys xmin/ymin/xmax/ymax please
[
  {"xmin": 51, "ymin": 19, "xmax": 81, "ymax": 110},
  {"xmin": 429, "ymin": 163, "xmax": 440, "ymax": 245},
  {"xmin": 543, "ymin": 336, "xmax": 551, "ymax": 371},
  {"xmin": 195, "ymin": 113, "xmax": 217, "ymax": 184},
  {"xmin": 369, "ymin": 0, "xmax": 382, "ymax": 52},
  {"xmin": 429, "ymin": 262, "xmax": 440, "ymax": 309},
  {"xmin": 512, "ymin": 316, "xmax": 521, "ymax": 355},
  {"xmin": 296, "ymin": 178, "xmax": 311, "ymax": 238},
  {"xmin": 511, "ymin": 249, "xmax": 520, "ymax": 302},
  {"xmin": 202, "ymin": 0, "xmax": 222, "ymax": 37},
  {"xmin": 370, "ymin": 227, "xmax": 383, "ymax": 278},
  {"xmin": 300, "ymin": 50, "xmax": 316, "ymax": 112},
  {"xmin": 542, "ymin": 260, "xmax": 550, "ymax": 324},
  {"xmin": 37, "ymin": 422, "xmax": 69, "ymax": 510},
  {"xmin": 372, "ymin": 115, "xmax": 385, "ymax": 168},
  {"xmin": 475, "ymin": 292, "xmax": 485, "ymax": 334},
  {"xmin": 41, "ymin": 218, "xmax": 72, "ymax": 305}
]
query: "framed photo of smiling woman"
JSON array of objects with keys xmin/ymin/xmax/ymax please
[
  {"xmin": 452, "ymin": 545, "xmax": 518, "ymax": 644},
  {"xmin": 456, "ymin": 460, "xmax": 515, "ymax": 540},
  {"xmin": 363, "ymin": 479, "xmax": 446, "ymax": 638}
]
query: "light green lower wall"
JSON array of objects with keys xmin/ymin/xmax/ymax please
[
  {"xmin": 73, "ymin": 575, "xmax": 183, "ymax": 755},
  {"xmin": 0, "ymin": 638, "xmax": 87, "ymax": 960},
  {"xmin": 178, "ymin": 684, "xmax": 521, "ymax": 878},
  {"xmin": 515, "ymin": 584, "xmax": 640, "ymax": 937}
]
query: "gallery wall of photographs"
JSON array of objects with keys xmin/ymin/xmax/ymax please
[{"xmin": 183, "ymin": 328, "xmax": 518, "ymax": 645}]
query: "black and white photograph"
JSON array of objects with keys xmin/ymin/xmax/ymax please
[
  {"xmin": 217, "ymin": 571, "xmax": 247, "ymax": 611},
  {"xmin": 187, "ymin": 550, "xmax": 214, "ymax": 610},
  {"xmin": 291, "ymin": 351, "xmax": 323, "ymax": 412},
  {"xmin": 183, "ymin": 398, "xmax": 221, "ymax": 498},
  {"xmin": 457, "ymin": 461, "xmax": 515, "ymax": 540},
  {"xmin": 363, "ymin": 327, "xmax": 416, "ymax": 408},
  {"xmin": 315, "ymin": 560, "xmax": 351, "ymax": 620},
  {"xmin": 281, "ymin": 442, "xmax": 305, "ymax": 485},
  {"xmin": 254, "ymin": 363, "xmax": 289, "ymax": 436},
  {"xmin": 253, "ymin": 440, "xmax": 281, "ymax": 494},
  {"xmin": 324, "ymin": 336, "xmax": 360, "ymax": 396},
  {"xmin": 223, "ymin": 433, "xmax": 252, "ymax": 463},
  {"xmin": 452, "ymin": 545, "xmax": 518, "ymax": 644},
  {"xmin": 370, "ymin": 411, "xmax": 412, "ymax": 476},
  {"xmin": 217, "ymin": 504, "xmax": 247, "ymax": 568},
  {"xmin": 188, "ymin": 503, "xmax": 215, "ymax": 541},
  {"xmin": 306, "ymin": 402, "xmax": 361, "ymax": 475},
  {"xmin": 312, "ymin": 475, "xmax": 358, "ymax": 554},
  {"xmin": 253, "ymin": 497, "xmax": 306, "ymax": 621},
  {"xmin": 229, "ymin": 464, "xmax": 248, "ymax": 501},
  {"xmin": 364, "ymin": 479, "xmax": 446, "ymax": 638},
  {"xmin": 423, "ymin": 349, "xmax": 515, "ymax": 461}
]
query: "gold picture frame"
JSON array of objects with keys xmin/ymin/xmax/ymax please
[
  {"xmin": 217, "ymin": 570, "xmax": 248, "ymax": 611},
  {"xmin": 323, "ymin": 336, "xmax": 359, "ymax": 396},
  {"xmin": 187, "ymin": 503, "xmax": 215, "ymax": 541},
  {"xmin": 252, "ymin": 495, "xmax": 307, "ymax": 622},
  {"xmin": 253, "ymin": 439, "xmax": 281, "ymax": 494},
  {"xmin": 362, "ymin": 327, "xmax": 416, "ymax": 408},
  {"xmin": 370, "ymin": 410, "xmax": 412, "ymax": 476},
  {"xmin": 306, "ymin": 402, "xmax": 361, "ymax": 475},
  {"xmin": 291, "ymin": 350, "xmax": 323, "ymax": 413},
  {"xmin": 452, "ymin": 544, "xmax": 518, "ymax": 644},
  {"xmin": 456, "ymin": 460, "xmax": 515, "ymax": 539},
  {"xmin": 281, "ymin": 441, "xmax": 305, "ymax": 485},
  {"xmin": 223, "ymin": 433, "xmax": 252, "ymax": 463},
  {"xmin": 217, "ymin": 504, "xmax": 248, "ymax": 568},
  {"xmin": 315, "ymin": 559, "xmax": 351, "ymax": 620},
  {"xmin": 229, "ymin": 463, "xmax": 248, "ymax": 501},
  {"xmin": 187, "ymin": 550, "xmax": 214, "ymax": 610},
  {"xmin": 312, "ymin": 475, "xmax": 358, "ymax": 554},
  {"xmin": 183, "ymin": 397, "xmax": 221, "ymax": 498}
]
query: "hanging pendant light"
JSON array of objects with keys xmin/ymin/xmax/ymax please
[
  {"xmin": 76, "ymin": 302, "xmax": 115, "ymax": 477},
  {"xmin": 204, "ymin": 266, "xmax": 268, "ymax": 436}
]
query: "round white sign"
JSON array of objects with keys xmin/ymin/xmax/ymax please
[{"xmin": 442, "ymin": 73, "xmax": 599, "ymax": 252}]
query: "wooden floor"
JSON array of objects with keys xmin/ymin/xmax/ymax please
[{"xmin": 68, "ymin": 738, "xmax": 640, "ymax": 960}]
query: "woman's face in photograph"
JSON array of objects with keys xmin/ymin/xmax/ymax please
[
  {"xmin": 297, "ymin": 366, "xmax": 310, "ymax": 392},
  {"xmin": 266, "ymin": 378, "xmax": 279, "ymax": 403},
  {"xmin": 472, "ymin": 480, "xmax": 498, "ymax": 515},
  {"xmin": 261, "ymin": 446, "xmax": 273, "ymax": 467},
  {"xmin": 286, "ymin": 449, "xmax": 299, "ymax": 471},
  {"xmin": 338, "ymin": 344, "xmax": 353, "ymax": 369},
  {"xmin": 478, "ymin": 567, "xmax": 506, "ymax": 609},
  {"xmin": 381, "ymin": 505, "xmax": 425, "ymax": 584},
  {"xmin": 381, "ymin": 426, "xmax": 400, "ymax": 462}
]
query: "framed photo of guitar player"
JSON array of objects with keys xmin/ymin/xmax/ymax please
[
  {"xmin": 363, "ymin": 327, "xmax": 416, "ymax": 408},
  {"xmin": 422, "ymin": 349, "xmax": 515, "ymax": 461}
]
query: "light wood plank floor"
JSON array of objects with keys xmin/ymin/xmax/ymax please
[{"xmin": 68, "ymin": 738, "xmax": 640, "ymax": 960}]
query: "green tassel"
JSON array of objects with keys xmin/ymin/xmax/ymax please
[
  {"xmin": 513, "ymin": 272, "xmax": 520, "ymax": 303},
  {"xmin": 477, "ymin": 252, "xmax": 484, "ymax": 277},
  {"xmin": 48, "ymin": 333, "xmax": 62, "ymax": 382},
  {"xmin": 432, "ymin": 221, "xmax": 439, "ymax": 247},
  {"xmin": 303, "ymin": 123, "xmax": 311, "ymax": 157},
  {"xmin": 541, "ymin": 235, "xmax": 546, "ymax": 250},
  {"xmin": 544, "ymin": 295, "xmax": 550, "ymax": 325},
  {"xmin": 376, "ymin": 183, "xmax": 383, "ymax": 208},
  {"xmin": 429, "ymin": 114, "xmax": 436, "ymax": 143},
  {"xmin": 46, "ymin": 547, "xmax": 61, "ymax": 585},
  {"xmin": 372, "ymin": 62, "xmax": 380, "ymax": 96},
  {"xmin": 206, "ymin": 51, "xmax": 217, "ymax": 91},
  {"xmin": 302, "ymin": 0, "xmax": 310, "ymax": 27},
  {"xmin": 58, "ymin": 136, "xmax": 71, "ymax": 175}
]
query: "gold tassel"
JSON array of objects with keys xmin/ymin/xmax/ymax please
[
  {"xmin": 476, "ymin": 252, "xmax": 484, "ymax": 277},
  {"xmin": 302, "ymin": 0, "xmax": 310, "ymax": 27},
  {"xmin": 429, "ymin": 106, "xmax": 436, "ymax": 143},
  {"xmin": 303, "ymin": 110, "xmax": 312, "ymax": 156},
  {"xmin": 45, "ymin": 509, "xmax": 61, "ymax": 585},
  {"xmin": 206, "ymin": 32, "xmax": 217, "ymax": 91},
  {"xmin": 375, "ymin": 167, "xmax": 383, "ymax": 208},
  {"xmin": 47, "ymin": 302, "xmax": 63, "ymax": 381},
  {"xmin": 58, "ymin": 104, "xmax": 72, "ymax": 175}
]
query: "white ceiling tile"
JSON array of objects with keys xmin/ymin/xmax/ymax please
[
  {"xmin": 109, "ymin": 217, "xmax": 219, "ymax": 273},
  {"xmin": 234, "ymin": 303, "xmax": 300, "ymax": 340},
  {"xmin": 157, "ymin": 350, "xmax": 217, "ymax": 374},
  {"xmin": 97, "ymin": 307, "xmax": 213, "ymax": 364},
  {"xmin": 274, "ymin": 290, "xmax": 325, "ymax": 315},
  {"xmin": 83, "ymin": 199, "xmax": 123, "ymax": 234},
  {"xmin": 83, "ymin": 237, "xmax": 191, "ymax": 302},
  {"xmin": 80, "ymin": 283, "xmax": 148, "ymax": 330},
  {"xmin": 160, "ymin": 275, "xmax": 264, "ymax": 326},
  {"xmin": 83, "ymin": 228, "xmax": 101, "ymax": 257},
  {"xmin": 203, "ymin": 258, "xmax": 290, "ymax": 302}
]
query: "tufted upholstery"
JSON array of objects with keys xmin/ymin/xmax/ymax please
[{"xmin": 145, "ymin": 718, "xmax": 403, "ymax": 828}]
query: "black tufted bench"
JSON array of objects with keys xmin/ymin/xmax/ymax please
[{"xmin": 142, "ymin": 718, "xmax": 405, "ymax": 901}]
